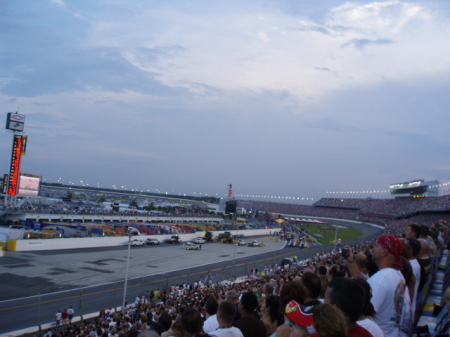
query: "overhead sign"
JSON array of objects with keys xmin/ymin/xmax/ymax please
[
  {"xmin": 8, "ymin": 135, "xmax": 24, "ymax": 195},
  {"xmin": 5, "ymin": 112, "xmax": 25, "ymax": 132}
]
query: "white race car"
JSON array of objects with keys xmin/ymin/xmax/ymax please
[
  {"xmin": 146, "ymin": 238, "xmax": 160, "ymax": 245},
  {"xmin": 248, "ymin": 240, "xmax": 261, "ymax": 247},
  {"xmin": 183, "ymin": 242, "xmax": 200, "ymax": 250},
  {"xmin": 130, "ymin": 239, "xmax": 145, "ymax": 247}
]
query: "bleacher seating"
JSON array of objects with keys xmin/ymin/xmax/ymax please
[{"xmin": 415, "ymin": 249, "xmax": 449, "ymax": 336}]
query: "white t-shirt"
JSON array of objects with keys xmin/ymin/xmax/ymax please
[
  {"xmin": 210, "ymin": 326, "xmax": 244, "ymax": 337},
  {"xmin": 203, "ymin": 315, "xmax": 220, "ymax": 333},
  {"xmin": 357, "ymin": 317, "xmax": 384, "ymax": 337},
  {"xmin": 368, "ymin": 268, "xmax": 409, "ymax": 337},
  {"xmin": 400, "ymin": 289, "xmax": 412, "ymax": 337},
  {"xmin": 410, "ymin": 258, "xmax": 421, "ymax": 314}
]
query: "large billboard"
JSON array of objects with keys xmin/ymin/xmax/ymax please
[
  {"xmin": 5, "ymin": 113, "xmax": 25, "ymax": 132},
  {"xmin": 18, "ymin": 174, "xmax": 41, "ymax": 197},
  {"xmin": 8, "ymin": 135, "xmax": 24, "ymax": 195}
]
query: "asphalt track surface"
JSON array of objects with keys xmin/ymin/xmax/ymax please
[{"xmin": 0, "ymin": 220, "xmax": 383, "ymax": 335}]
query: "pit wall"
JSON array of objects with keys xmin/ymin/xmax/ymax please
[{"xmin": 7, "ymin": 229, "xmax": 281, "ymax": 252}]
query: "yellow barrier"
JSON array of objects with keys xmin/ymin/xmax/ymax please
[{"xmin": 8, "ymin": 240, "xmax": 17, "ymax": 251}]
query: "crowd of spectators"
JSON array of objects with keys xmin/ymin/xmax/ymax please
[
  {"xmin": 3, "ymin": 195, "xmax": 449, "ymax": 234},
  {"xmin": 34, "ymin": 217, "xmax": 449, "ymax": 337},
  {"xmin": 242, "ymin": 195, "xmax": 450, "ymax": 228},
  {"xmin": 1, "ymin": 205, "xmax": 219, "ymax": 218}
]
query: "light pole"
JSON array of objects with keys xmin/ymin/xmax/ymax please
[
  {"xmin": 122, "ymin": 234, "xmax": 132, "ymax": 310},
  {"xmin": 334, "ymin": 225, "xmax": 338, "ymax": 251}
]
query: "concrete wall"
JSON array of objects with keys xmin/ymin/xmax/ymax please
[
  {"xmin": 4, "ymin": 212, "xmax": 223, "ymax": 224},
  {"xmin": 8, "ymin": 229, "xmax": 281, "ymax": 251}
]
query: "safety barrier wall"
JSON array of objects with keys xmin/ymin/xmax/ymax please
[
  {"xmin": 8, "ymin": 229, "xmax": 280, "ymax": 251},
  {"xmin": 3, "ymin": 213, "xmax": 223, "ymax": 224}
]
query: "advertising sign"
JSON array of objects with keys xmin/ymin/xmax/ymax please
[
  {"xmin": 5, "ymin": 113, "xmax": 25, "ymax": 132},
  {"xmin": 2, "ymin": 174, "xmax": 8, "ymax": 194},
  {"xmin": 8, "ymin": 135, "xmax": 23, "ymax": 195},
  {"xmin": 18, "ymin": 174, "xmax": 41, "ymax": 196}
]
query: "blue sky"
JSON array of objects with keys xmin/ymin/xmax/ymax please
[{"xmin": 1, "ymin": 0, "xmax": 449, "ymax": 201}]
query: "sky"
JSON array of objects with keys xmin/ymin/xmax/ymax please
[{"xmin": 1, "ymin": 0, "xmax": 450, "ymax": 202}]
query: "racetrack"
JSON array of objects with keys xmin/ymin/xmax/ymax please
[{"xmin": 0, "ymin": 220, "xmax": 384, "ymax": 335}]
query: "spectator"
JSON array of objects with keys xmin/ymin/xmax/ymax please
[
  {"xmin": 317, "ymin": 266, "xmax": 328, "ymax": 298},
  {"xmin": 405, "ymin": 238, "xmax": 422, "ymax": 322},
  {"xmin": 354, "ymin": 253, "xmax": 369, "ymax": 279},
  {"xmin": 61, "ymin": 308, "xmax": 69, "ymax": 325},
  {"xmin": 139, "ymin": 329, "xmax": 160, "ymax": 337},
  {"xmin": 158, "ymin": 311, "xmax": 173, "ymax": 333},
  {"xmin": 313, "ymin": 303, "xmax": 348, "ymax": 337},
  {"xmin": 405, "ymin": 224, "xmax": 421, "ymax": 240},
  {"xmin": 352, "ymin": 278, "xmax": 384, "ymax": 337},
  {"xmin": 260, "ymin": 295, "xmax": 281, "ymax": 337},
  {"xmin": 181, "ymin": 308, "xmax": 208, "ymax": 337},
  {"xmin": 261, "ymin": 283, "xmax": 274, "ymax": 298},
  {"xmin": 271, "ymin": 281, "xmax": 307, "ymax": 337},
  {"xmin": 299, "ymin": 272, "xmax": 322, "ymax": 313},
  {"xmin": 67, "ymin": 306, "xmax": 75, "ymax": 323},
  {"xmin": 225, "ymin": 290, "xmax": 241, "ymax": 322},
  {"xmin": 285, "ymin": 300, "xmax": 318, "ymax": 337},
  {"xmin": 327, "ymin": 264, "xmax": 344, "ymax": 281},
  {"xmin": 233, "ymin": 292, "xmax": 266, "ymax": 337},
  {"xmin": 367, "ymin": 235, "xmax": 411, "ymax": 337},
  {"xmin": 324, "ymin": 277, "xmax": 372, "ymax": 337},
  {"xmin": 55, "ymin": 310, "xmax": 62, "ymax": 327},
  {"xmin": 203, "ymin": 297, "xmax": 219, "ymax": 333},
  {"xmin": 211, "ymin": 301, "xmax": 243, "ymax": 337},
  {"xmin": 162, "ymin": 322, "xmax": 185, "ymax": 337}
]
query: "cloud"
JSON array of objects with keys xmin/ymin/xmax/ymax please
[
  {"xmin": 1, "ymin": 0, "xmax": 450, "ymax": 198},
  {"xmin": 342, "ymin": 38, "xmax": 394, "ymax": 49},
  {"xmin": 50, "ymin": 0, "xmax": 66, "ymax": 8}
]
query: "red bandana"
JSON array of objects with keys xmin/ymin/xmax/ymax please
[{"xmin": 377, "ymin": 235, "xmax": 404, "ymax": 270}]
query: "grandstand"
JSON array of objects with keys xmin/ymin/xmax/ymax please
[
  {"xmin": 240, "ymin": 194, "xmax": 450, "ymax": 233},
  {"xmin": 389, "ymin": 179, "xmax": 440, "ymax": 197}
]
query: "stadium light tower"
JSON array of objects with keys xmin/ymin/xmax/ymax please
[{"xmin": 122, "ymin": 234, "xmax": 132, "ymax": 311}]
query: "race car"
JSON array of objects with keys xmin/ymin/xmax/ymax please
[
  {"xmin": 146, "ymin": 238, "xmax": 160, "ymax": 245},
  {"xmin": 183, "ymin": 241, "xmax": 200, "ymax": 250},
  {"xmin": 247, "ymin": 240, "xmax": 261, "ymax": 247},
  {"xmin": 236, "ymin": 239, "xmax": 247, "ymax": 246},
  {"xmin": 130, "ymin": 239, "xmax": 145, "ymax": 247},
  {"xmin": 194, "ymin": 237, "xmax": 206, "ymax": 244}
]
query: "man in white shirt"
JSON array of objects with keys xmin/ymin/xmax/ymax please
[
  {"xmin": 67, "ymin": 306, "xmax": 75, "ymax": 323},
  {"xmin": 405, "ymin": 238, "xmax": 421, "ymax": 320},
  {"xmin": 368, "ymin": 235, "xmax": 410, "ymax": 337},
  {"xmin": 203, "ymin": 297, "xmax": 219, "ymax": 333},
  {"xmin": 211, "ymin": 301, "xmax": 243, "ymax": 337},
  {"xmin": 55, "ymin": 310, "xmax": 62, "ymax": 327}
]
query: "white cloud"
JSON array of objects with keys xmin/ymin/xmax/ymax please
[
  {"xmin": 76, "ymin": 1, "xmax": 450, "ymax": 105},
  {"xmin": 2, "ymin": 0, "xmax": 450, "ymax": 197},
  {"xmin": 50, "ymin": 0, "xmax": 66, "ymax": 8}
]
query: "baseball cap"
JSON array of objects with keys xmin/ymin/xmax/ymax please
[{"xmin": 286, "ymin": 300, "xmax": 320, "ymax": 337}]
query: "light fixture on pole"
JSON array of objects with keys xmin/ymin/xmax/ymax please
[{"xmin": 122, "ymin": 234, "xmax": 132, "ymax": 311}]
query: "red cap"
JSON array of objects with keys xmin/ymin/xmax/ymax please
[{"xmin": 285, "ymin": 300, "xmax": 320, "ymax": 337}]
